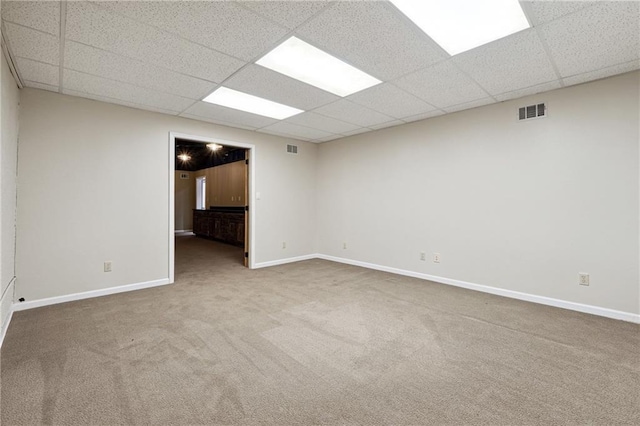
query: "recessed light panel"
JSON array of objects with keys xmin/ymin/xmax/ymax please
[
  {"xmin": 390, "ymin": 0, "xmax": 530, "ymax": 56},
  {"xmin": 203, "ymin": 87, "xmax": 303, "ymax": 120},
  {"xmin": 256, "ymin": 36, "xmax": 381, "ymax": 97}
]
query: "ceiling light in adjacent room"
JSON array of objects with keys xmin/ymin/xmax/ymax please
[
  {"xmin": 203, "ymin": 87, "xmax": 303, "ymax": 120},
  {"xmin": 178, "ymin": 153, "xmax": 191, "ymax": 162},
  {"xmin": 207, "ymin": 143, "xmax": 222, "ymax": 151},
  {"xmin": 389, "ymin": 0, "xmax": 530, "ymax": 56},
  {"xmin": 256, "ymin": 36, "xmax": 381, "ymax": 97}
]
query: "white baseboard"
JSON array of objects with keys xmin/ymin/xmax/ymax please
[
  {"xmin": 0, "ymin": 309, "xmax": 14, "ymax": 350},
  {"xmin": 253, "ymin": 254, "xmax": 317, "ymax": 269},
  {"xmin": 317, "ymin": 254, "xmax": 640, "ymax": 324},
  {"xmin": 0, "ymin": 277, "xmax": 16, "ymax": 349},
  {"xmin": 12, "ymin": 278, "xmax": 172, "ymax": 312}
]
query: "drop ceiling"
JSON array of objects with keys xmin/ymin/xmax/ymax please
[{"xmin": 2, "ymin": 1, "xmax": 638, "ymax": 143}]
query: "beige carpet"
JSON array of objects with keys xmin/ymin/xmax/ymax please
[{"xmin": 2, "ymin": 234, "xmax": 639, "ymax": 425}]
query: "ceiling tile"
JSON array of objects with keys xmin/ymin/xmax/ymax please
[
  {"xmin": 24, "ymin": 81, "xmax": 58, "ymax": 93},
  {"xmin": 180, "ymin": 114, "xmax": 258, "ymax": 131},
  {"xmin": 63, "ymin": 69, "xmax": 194, "ymax": 113},
  {"xmin": 313, "ymin": 100, "xmax": 394, "ymax": 128},
  {"xmin": 369, "ymin": 120, "xmax": 405, "ymax": 131},
  {"xmin": 563, "ymin": 60, "xmax": 640, "ymax": 88},
  {"xmin": 224, "ymin": 64, "xmax": 339, "ymax": 111},
  {"xmin": 284, "ymin": 111, "xmax": 361, "ymax": 134},
  {"xmin": 393, "ymin": 61, "xmax": 488, "ymax": 109},
  {"xmin": 402, "ymin": 110, "xmax": 445, "ymax": 123},
  {"xmin": 347, "ymin": 83, "xmax": 436, "ymax": 119},
  {"xmin": 340, "ymin": 128, "xmax": 373, "ymax": 137},
  {"xmin": 239, "ymin": 1, "xmax": 331, "ymax": 30},
  {"xmin": 3, "ymin": 22, "xmax": 59, "ymax": 65},
  {"xmin": 63, "ymin": 89, "xmax": 179, "ymax": 116},
  {"xmin": 182, "ymin": 101, "xmax": 278, "ymax": 129},
  {"xmin": 312, "ymin": 135, "xmax": 343, "ymax": 143},
  {"xmin": 296, "ymin": 1, "xmax": 446, "ymax": 81},
  {"xmin": 64, "ymin": 41, "xmax": 217, "ymax": 100},
  {"xmin": 66, "ymin": 1, "xmax": 244, "ymax": 82},
  {"xmin": 538, "ymin": 2, "xmax": 640, "ymax": 78},
  {"xmin": 15, "ymin": 58, "xmax": 58, "ymax": 87},
  {"xmin": 443, "ymin": 97, "xmax": 495, "ymax": 114},
  {"xmin": 494, "ymin": 81, "xmax": 563, "ymax": 102},
  {"xmin": 95, "ymin": 1, "xmax": 288, "ymax": 61},
  {"xmin": 258, "ymin": 122, "xmax": 334, "ymax": 141},
  {"xmin": 521, "ymin": 1, "xmax": 597, "ymax": 26},
  {"xmin": 453, "ymin": 29, "xmax": 558, "ymax": 95},
  {"xmin": 1, "ymin": 0, "xmax": 60, "ymax": 36}
]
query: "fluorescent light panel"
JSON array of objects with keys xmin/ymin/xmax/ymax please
[
  {"xmin": 256, "ymin": 36, "xmax": 381, "ymax": 97},
  {"xmin": 203, "ymin": 87, "xmax": 303, "ymax": 120},
  {"xmin": 390, "ymin": 0, "xmax": 530, "ymax": 56}
]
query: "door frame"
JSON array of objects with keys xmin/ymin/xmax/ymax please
[{"xmin": 169, "ymin": 131, "xmax": 256, "ymax": 283}]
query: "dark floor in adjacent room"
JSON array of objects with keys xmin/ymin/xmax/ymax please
[{"xmin": 2, "ymin": 234, "xmax": 639, "ymax": 425}]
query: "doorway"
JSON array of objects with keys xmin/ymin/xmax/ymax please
[{"xmin": 169, "ymin": 132, "xmax": 255, "ymax": 283}]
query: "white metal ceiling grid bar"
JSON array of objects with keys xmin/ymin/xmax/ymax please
[{"xmin": 0, "ymin": 21, "xmax": 25, "ymax": 88}]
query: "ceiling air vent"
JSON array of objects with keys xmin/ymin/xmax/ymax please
[
  {"xmin": 287, "ymin": 144, "xmax": 298, "ymax": 154},
  {"xmin": 518, "ymin": 103, "xmax": 546, "ymax": 121}
]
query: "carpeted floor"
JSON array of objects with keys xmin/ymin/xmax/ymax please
[{"xmin": 1, "ymin": 234, "xmax": 639, "ymax": 425}]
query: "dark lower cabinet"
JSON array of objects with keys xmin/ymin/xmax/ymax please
[{"xmin": 193, "ymin": 209, "xmax": 245, "ymax": 247}]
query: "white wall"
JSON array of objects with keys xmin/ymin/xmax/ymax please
[
  {"xmin": 16, "ymin": 89, "xmax": 317, "ymax": 301},
  {"xmin": 0, "ymin": 51, "xmax": 19, "ymax": 336},
  {"xmin": 317, "ymin": 71, "xmax": 639, "ymax": 316}
]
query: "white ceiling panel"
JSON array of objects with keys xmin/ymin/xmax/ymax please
[
  {"xmin": 3, "ymin": 22, "xmax": 59, "ymax": 65},
  {"xmin": 521, "ymin": 1, "xmax": 597, "ymax": 26},
  {"xmin": 402, "ymin": 110, "xmax": 445, "ymax": 124},
  {"xmin": 312, "ymin": 135, "xmax": 343, "ymax": 143},
  {"xmin": 15, "ymin": 58, "xmax": 58, "ymax": 87},
  {"xmin": 239, "ymin": 1, "xmax": 331, "ymax": 30},
  {"xmin": 538, "ymin": 2, "xmax": 640, "ymax": 78},
  {"xmin": 95, "ymin": 1, "xmax": 288, "ymax": 61},
  {"xmin": 340, "ymin": 128, "xmax": 374, "ymax": 137},
  {"xmin": 65, "ymin": 41, "xmax": 217, "ymax": 100},
  {"xmin": 66, "ymin": 1, "xmax": 244, "ymax": 82},
  {"xmin": 284, "ymin": 111, "xmax": 361, "ymax": 134},
  {"xmin": 63, "ymin": 70, "xmax": 194, "ymax": 113},
  {"xmin": 314, "ymin": 100, "xmax": 394, "ymax": 128},
  {"xmin": 394, "ymin": 61, "xmax": 488, "ymax": 109},
  {"xmin": 180, "ymin": 114, "xmax": 258, "ymax": 131},
  {"xmin": 182, "ymin": 101, "xmax": 278, "ymax": 129},
  {"xmin": 24, "ymin": 81, "xmax": 58, "ymax": 93},
  {"xmin": 494, "ymin": 80, "xmax": 562, "ymax": 102},
  {"xmin": 63, "ymin": 88, "xmax": 179, "ymax": 116},
  {"xmin": 563, "ymin": 60, "xmax": 640, "ymax": 88},
  {"xmin": 443, "ymin": 97, "xmax": 495, "ymax": 114},
  {"xmin": 224, "ymin": 64, "xmax": 339, "ymax": 111},
  {"xmin": 453, "ymin": 29, "xmax": 558, "ymax": 96},
  {"xmin": 1, "ymin": 1, "xmax": 60, "ymax": 36},
  {"xmin": 296, "ymin": 1, "xmax": 446, "ymax": 81},
  {"xmin": 347, "ymin": 83, "xmax": 437, "ymax": 119},
  {"xmin": 258, "ymin": 122, "xmax": 335, "ymax": 141},
  {"xmin": 369, "ymin": 120, "xmax": 405, "ymax": 131}
]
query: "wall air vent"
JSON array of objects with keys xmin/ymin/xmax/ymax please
[
  {"xmin": 518, "ymin": 103, "xmax": 546, "ymax": 121},
  {"xmin": 287, "ymin": 144, "xmax": 298, "ymax": 154}
]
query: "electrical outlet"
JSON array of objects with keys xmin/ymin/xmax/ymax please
[
  {"xmin": 282, "ymin": 242, "xmax": 286, "ymax": 249},
  {"xmin": 343, "ymin": 242, "xmax": 347, "ymax": 249},
  {"xmin": 433, "ymin": 253, "xmax": 441, "ymax": 263},
  {"xmin": 104, "ymin": 261, "xmax": 112, "ymax": 272},
  {"xmin": 579, "ymin": 273, "xmax": 589, "ymax": 286},
  {"xmin": 420, "ymin": 252, "xmax": 426, "ymax": 261}
]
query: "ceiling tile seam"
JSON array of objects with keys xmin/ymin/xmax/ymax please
[
  {"xmin": 287, "ymin": 114, "xmax": 372, "ymax": 133},
  {"xmin": 1, "ymin": 25, "xmax": 25, "ymax": 88},
  {"xmin": 522, "ymin": 1, "xmax": 600, "ymax": 27},
  {"xmin": 494, "ymin": 78, "xmax": 561, "ymax": 98},
  {"xmin": 86, "ymin": 0, "xmax": 256, "ymax": 65},
  {"xmin": 178, "ymin": 114, "xmax": 259, "ymax": 131},
  {"xmin": 255, "ymin": 128, "xmax": 310, "ymax": 141},
  {"xmin": 62, "ymin": 68, "xmax": 198, "ymax": 106},
  {"xmin": 449, "ymin": 60, "xmax": 498, "ymax": 102},
  {"xmin": 63, "ymin": 88, "xmax": 182, "ymax": 115},
  {"xmin": 0, "ymin": 19, "xmax": 60, "ymax": 38},
  {"xmin": 9, "ymin": 55, "xmax": 59, "ymax": 68},
  {"xmin": 354, "ymin": 82, "xmax": 443, "ymax": 117},
  {"xmin": 63, "ymin": 39, "xmax": 224, "ymax": 86},
  {"xmin": 561, "ymin": 59, "xmax": 640, "ymax": 83},
  {"xmin": 23, "ymin": 80, "xmax": 58, "ymax": 89},
  {"xmin": 62, "ymin": 66, "xmax": 208, "ymax": 103},
  {"xmin": 307, "ymin": 99, "xmax": 395, "ymax": 125},
  {"xmin": 58, "ymin": 0, "xmax": 67, "ymax": 94},
  {"xmin": 233, "ymin": 0, "xmax": 334, "ymax": 34}
]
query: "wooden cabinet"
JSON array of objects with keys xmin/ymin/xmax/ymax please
[
  {"xmin": 204, "ymin": 161, "xmax": 246, "ymax": 207},
  {"xmin": 193, "ymin": 209, "xmax": 245, "ymax": 247}
]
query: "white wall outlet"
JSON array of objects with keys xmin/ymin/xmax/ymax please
[
  {"xmin": 282, "ymin": 242, "xmax": 286, "ymax": 249},
  {"xmin": 579, "ymin": 273, "xmax": 589, "ymax": 286},
  {"xmin": 420, "ymin": 252, "xmax": 426, "ymax": 261},
  {"xmin": 433, "ymin": 253, "xmax": 441, "ymax": 263},
  {"xmin": 104, "ymin": 261, "xmax": 112, "ymax": 272},
  {"xmin": 343, "ymin": 242, "xmax": 347, "ymax": 249}
]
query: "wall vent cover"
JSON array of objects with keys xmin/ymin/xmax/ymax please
[
  {"xmin": 519, "ymin": 103, "xmax": 546, "ymax": 121},
  {"xmin": 287, "ymin": 144, "xmax": 298, "ymax": 154}
]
